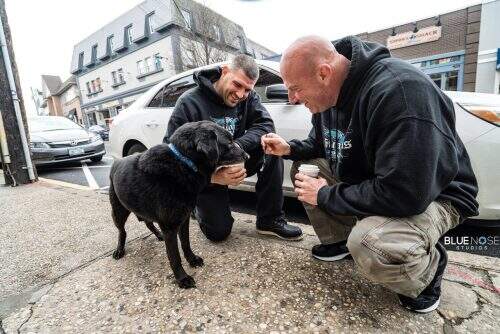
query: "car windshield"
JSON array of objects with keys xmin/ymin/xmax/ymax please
[{"xmin": 29, "ymin": 117, "xmax": 82, "ymax": 133}]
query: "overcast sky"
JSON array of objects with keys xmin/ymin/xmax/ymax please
[{"xmin": 5, "ymin": 0, "xmax": 481, "ymax": 115}]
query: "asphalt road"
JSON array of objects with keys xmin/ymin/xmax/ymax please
[{"xmin": 34, "ymin": 142, "xmax": 499, "ymax": 258}]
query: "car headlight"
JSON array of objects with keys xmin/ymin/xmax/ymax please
[
  {"xmin": 90, "ymin": 134, "xmax": 102, "ymax": 143},
  {"xmin": 460, "ymin": 104, "xmax": 500, "ymax": 126},
  {"xmin": 29, "ymin": 142, "xmax": 50, "ymax": 149}
]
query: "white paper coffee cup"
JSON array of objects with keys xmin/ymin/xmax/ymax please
[{"xmin": 298, "ymin": 164, "xmax": 320, "ymax": 178}]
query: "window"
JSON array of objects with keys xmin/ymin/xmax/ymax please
[
  {"xmin": 147, "ymin": 12, "xmax": 155, "ymax": 34},
  {"xmin": 111, "ymin": 71, "xmax": 118, "ymax": 85},
  {"xmin": 107, "ymin": 35, "xmax": 114, "ymax": 54},
  {"xmin": 148, "ymin": 77, "xmax": 196, "ymax": 108},
  {"xmin": 91, "ymin": 44, "xmax": 98, "ymax": 63},
  {"xmin": 154, "ymin": 53, "xmax": 162, "ymax": 71},
  {"xmin": 78, "ymin": 52, "xmax": 84, "ymax": 69},
  {"xmin": 117, "ymin": 68, "xmax": 125, "ymax": 83},
  {"xmin": 238, "ymin": 36, "xmax": 246, "ymax": 52},
  {"xmin": 125, "ymin": 25, "xmax": 133, "ymax": 45},
  {"xmin": 253, "ymin": 68, "xmax": 284, "ymax": 103},
  {"xmin": 86, "ymin": 82, "xmax": 91, "ymax": 94},
  {"xmin": 91, "ymin": 80, "xmax": 96, "ymax": 92},
  {"xmin": 181, "ymin": 9, "xmax": 192, "ymax": 29},
  {"xmin": 95, "ymin": 78, "xmax": 102, "ymax": 91},
  {"xmin": 213, "ymin": 25, "xmax": 221, "ymax": 41},
  {"xmin": 145, "ymin": 57, "xmax": 153, "ymax": 73},
  {"xmin": 137, "ymin": 60, "xmax": 146, "ymax": 75}
]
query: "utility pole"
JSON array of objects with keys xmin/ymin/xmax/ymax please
[{"xmin": 0, "ymin": 0, "xmax": 37, "ymax": 185}]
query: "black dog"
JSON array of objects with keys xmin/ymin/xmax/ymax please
[{"xmin": 109, "ymin": 121, "xmax": 248, "ymax": 288}]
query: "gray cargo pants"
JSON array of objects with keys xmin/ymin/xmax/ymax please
[{"xmin": 291, "ymin": 159, "xmax": 461, "ymax": 298}]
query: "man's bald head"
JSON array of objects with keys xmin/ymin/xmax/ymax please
[
  {"xmin": 279, "ymin": 35, "xmax": 350, "ymax": 114},
  {"xmin": 281, "ymin": 35, "xmax": 337, "ymax": 77}
]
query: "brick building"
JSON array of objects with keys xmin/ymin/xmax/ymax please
[
  {"xmin": 356, "ymin": 4, "xmax": 483, "ymax": 92},
  {"xmin": 267, "ymin": 1, "xmax": 500, "ymax": 94}
]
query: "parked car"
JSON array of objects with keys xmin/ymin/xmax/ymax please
[
  {"xmin": 109, "ymin": 60, "xmax": 500, "ymax": 223},
  {"xmin": 88, "ymin": 125, "xmax": 109, "ymax": 141},
  {"xmin": 28, "ymin": 116, "xmax": 106, "ymax": 166}
]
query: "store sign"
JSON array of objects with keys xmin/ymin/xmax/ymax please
[{"xmin": 387, "ymin": 26, "xmax": 442, "ymax": 50}]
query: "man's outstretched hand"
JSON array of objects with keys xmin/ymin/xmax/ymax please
[
  {"xmin": 211, "ymin": 166, "xmax": 247, "ymax": 186},
  {"xmin": 261, "ymin": 133, "xmax": 291, "ymax": 156}
]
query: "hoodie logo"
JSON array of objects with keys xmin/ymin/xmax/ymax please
[
  {"xmin": 210, "ymin": 116, "xmax": 238, "ymax": 136},
  {"xmin": 323, "ymin": 128, "xmax": 352, "ymax": 162}
]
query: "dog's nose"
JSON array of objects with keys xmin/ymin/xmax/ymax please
[{"xmin": 244, "ymin": 153, "xmax": 250, "ymax": 161}]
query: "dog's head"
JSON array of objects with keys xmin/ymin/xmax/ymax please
[{"xmin": 169, "ymin": 121, "xmax": 249, "ymax": 174}]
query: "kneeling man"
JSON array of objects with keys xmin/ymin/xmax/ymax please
[{"xmin": 262, "ymin": 36, "xmax": 479, "ymax": 313}]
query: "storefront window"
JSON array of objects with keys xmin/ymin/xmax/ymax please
[
  {"xmin": 444, "ymin": 71, "xmax": 458, "ymax": 91},
  {"xmin": 430, "ymin": 73, "xmax": 442, "ymax": 88}
]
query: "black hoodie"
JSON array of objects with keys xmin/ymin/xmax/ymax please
[
  {"xmin": 163, "ymin": 67, "xmax": 275, "ymax": 153},
  {"xmin": 287, "ymin": 36, "xmax": 479, "ymax": 219}
]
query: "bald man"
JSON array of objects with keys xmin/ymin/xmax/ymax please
[{"xmin": 262, "ymin": 35, "xmax": 479, "ymax": 313}]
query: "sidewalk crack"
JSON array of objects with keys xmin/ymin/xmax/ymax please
[
  {"xmin": 16, "ymin": 284, "xmax": 55, "ymax": 334},
  {"xmin": 438, "ymin": 284, "xmax": 485, "ymax": 329}
]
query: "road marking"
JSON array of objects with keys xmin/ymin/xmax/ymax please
[
  {"xmin": 38, "ymin": 177, "xmax": 91, "ymax": 190},
  {"xmin": 82, "ymin": 162, "xmax": 100, "ymax": 190},
  {"xmin": 39, "ymin": 165, "xmax": 111, "ymax": 171}
]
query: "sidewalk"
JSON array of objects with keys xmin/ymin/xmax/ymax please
[{"xmin": 0, "ymin": 181, "xmax": 498, "ymax": 333}]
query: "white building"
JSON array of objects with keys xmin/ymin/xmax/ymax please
[{"xmin": 70, "ymin": 0, "xmax": 277, "ymax": 127}]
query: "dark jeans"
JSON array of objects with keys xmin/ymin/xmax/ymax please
[{"xmin": 195, "ymin": 147, "xmax": 285, "ymax": 242}]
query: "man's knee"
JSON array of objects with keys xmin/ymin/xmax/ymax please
[
  {"xmin": 200, "ymin": 223, "xmax": 233, "ymax": 242},
  {"xmin": 198, "ymin": 216, "xmax": 234, "ymax": 242},
  {"xmin": 347, "ymin": 216, "xmax": 428, "ymax": 283}
]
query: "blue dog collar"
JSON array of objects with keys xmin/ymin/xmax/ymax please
[{"xmin": 167, "ymin": 143, "xmax": 198, "ymax": 173}]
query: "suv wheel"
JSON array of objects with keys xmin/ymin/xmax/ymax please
[{"xmin": 127, "ymin": 143, "xmax": 147, "ymax": 156}]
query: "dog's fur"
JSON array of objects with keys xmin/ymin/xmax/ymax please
[{"xmin": 109, "ymin": 121, "xmax": 247, "ymax": 288}]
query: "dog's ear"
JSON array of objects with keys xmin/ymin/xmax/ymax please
[{"xmin": 196, "ymin": 131, "xmax": 219, "ymax": 162}]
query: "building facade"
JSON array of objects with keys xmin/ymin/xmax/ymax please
[
  {"xmin": 41, "ymin": 75, "xmax": 63, "ymax": 117},
  {"xmin": 70, "ymin": 0, "xmax": 276, "ymax": 127},
  {"xmin": 356, "ymin": 4, "xmax": 484, "ymax": 92},
  {"xmin": 40, "ymin": 75, "xmax": 84, "ymax": 125},
  {"xmin": 266, "ymin": 1, "xmax": 499, "ymax": 94},
  {"xmin": 475, "ymin": 0, "xmax": 500, "ymax": 94}
]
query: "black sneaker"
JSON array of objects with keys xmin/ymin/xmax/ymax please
[
  {"xmin": 398, "ymin": 241, "xmax": 448, "ymax": 313},
  {"xmin": 256, "ymin": 217, "xmax": 303, "ymax": 241},
  {"xmin": 311, "ymin": 240, "xmax": 350, "ymax": 261}
]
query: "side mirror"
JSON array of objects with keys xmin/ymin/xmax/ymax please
[{"xmin": 265, "ymin": 84, "xmax": 288, "ymax": 101}]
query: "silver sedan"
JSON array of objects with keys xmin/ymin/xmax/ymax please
[{"xmin": 28, "ymin": 116, "xmax": 106, "ymax": 166}]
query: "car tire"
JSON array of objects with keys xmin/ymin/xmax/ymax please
[
  {"xmin": 90, "ymin": 155, "xmax": 104, "ymax": 162},
  {"xmin": 127, "ymin": 143, "xmax": 147, "ymax": 156}
]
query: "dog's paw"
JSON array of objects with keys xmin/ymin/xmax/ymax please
[
  {"xmin": 177, "ymin": 275, "xmax": 196, "ymax": 289},
  {"xmin": 112, "ymin": 249, "xmax": 125, "ymax": 259},
  {"xmin": 188, "ymin": 255, "xmax": 204, "ymax": 268}
]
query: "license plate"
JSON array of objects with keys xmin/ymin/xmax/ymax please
[{"xmin": 68, "ymin": 148, "xmax": 85, "ymax": 156}]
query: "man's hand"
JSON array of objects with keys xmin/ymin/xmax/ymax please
[
  {"xmin": 261, "ymin": 133, "xmax": 291, "ymax": 156},
  {"xmin": 294, "ymin": 173, "xmax": 328, "ymax": 206},
  {"xmin": 211, "ymin": 166, "xmax": 247, "ymax": 186}
]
